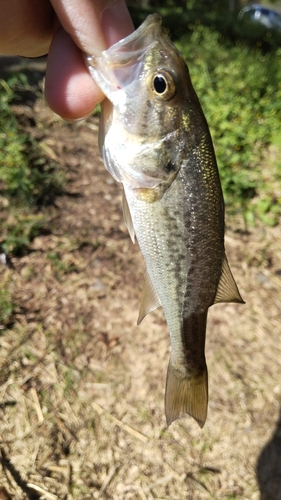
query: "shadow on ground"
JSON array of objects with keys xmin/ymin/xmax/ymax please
[{"xmin": 257, "ymin": 406, "xmax": 281, "ymax": 500}]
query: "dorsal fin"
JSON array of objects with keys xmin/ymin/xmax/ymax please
[
  {"xmin": 122, "ymin": 189, "xmax": 135, "ymax": 243},
  {"xmin": 137, "ymin": 269, "xmax": 162, "ymax": 325},
  {"xmin": 214, "ymin": 254, "xmax": 245, "ymax": 304}
]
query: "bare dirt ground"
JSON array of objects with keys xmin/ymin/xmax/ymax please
[{"xmin": 0, "ymin": 58, "xmax": 281, "ymax": 500}]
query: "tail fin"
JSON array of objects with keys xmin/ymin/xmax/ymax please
[{"xmin": 165, "ymin": 359, "xmax": 208, "ymax": 428}]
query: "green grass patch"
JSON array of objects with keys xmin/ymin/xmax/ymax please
[
  {"xmin": 0, "ymin": 287, "xmax": 14, "ymax": 326},
  {"xmin": 176, "ymin": 26, "xmax": 281, "ymax": 226},
  {"xmin": 1, "ymin": 211, "xmax": 46, "ymax": 256},
  {"xmin": 0, "ymin": 74, "xmax": 65, "ymax": 255}
]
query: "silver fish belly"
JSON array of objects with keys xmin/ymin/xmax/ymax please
[{"xmin": 86, "ymin": 13, "xmax": 244, "ymax": 427}]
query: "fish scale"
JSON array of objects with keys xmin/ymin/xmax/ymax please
[{"xmin": 86, "ymin": 13, "xmax": 244, "ymax": 427}]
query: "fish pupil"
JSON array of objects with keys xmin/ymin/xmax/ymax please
[{"xmin": 154, "ymin": 76, "xmax": 167, "ymax": 94}]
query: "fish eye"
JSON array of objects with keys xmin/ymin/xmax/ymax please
[
  {"xmin": 150, "ymin": 71, "xmax": 176, "ymax": 101},
  {"xmin": 154, "ymin": 76, "xmax": 167, "ymax": 94}
]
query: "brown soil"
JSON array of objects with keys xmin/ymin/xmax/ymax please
[{"xmin": 0, "ymin": 57, "xmax": 281, "ymax": 500}]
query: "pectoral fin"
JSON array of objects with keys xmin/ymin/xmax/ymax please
[
  {"xmin": 137, "ymin": 269, "xmax": 161, "ymax": 325},
  {"xmin": 165, "ymin": 359, "xmax": 208, "ymax": 428},
  {"xmin": 122, "ymin": 189, "xmax": 135, "ymax": 243},
  {"xmin": 214, "ymin": 254, "xmax": 245, "ymax": 304}
]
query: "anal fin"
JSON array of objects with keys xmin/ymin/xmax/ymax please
[
  {"xmin": 137, "ymin": 269, "xmax": 161, "ymax": 325},
  {"xmin": 165, "ymin": 359, "xmax": 208, "ymax": 428},
  {"xmin": 214, "ymin": 254, "xmax": 245, "ymax": 304}
]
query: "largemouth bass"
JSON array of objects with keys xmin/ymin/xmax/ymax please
[{"xmin": 86, "ymin": 14, "xmax": 244, "ymax": 427}]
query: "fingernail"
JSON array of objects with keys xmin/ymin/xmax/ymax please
[{"xmin": 66, "ymin": 116, "xmax": 89, "ymax": 123}]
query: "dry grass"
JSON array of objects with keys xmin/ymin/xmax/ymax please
[{"xmin": 0, "ymin": 59, "xmax": 281, "ymax": 500}]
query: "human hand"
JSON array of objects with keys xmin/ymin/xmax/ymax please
[{"xmin": 0, "ymin": 0, "xmax": 134, "ymax": 119}]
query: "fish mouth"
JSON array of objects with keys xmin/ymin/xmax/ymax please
[{"xmin": 85, "ymin": 14, "xmax": 163, "ymax": 100}]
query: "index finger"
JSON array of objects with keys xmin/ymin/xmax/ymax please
[
  {"xmin": 45, "ymin": 0, "xmax": 134, "ymax": 119},
  {"xmin": 50, "ymin": 0, "xmax": 134, "ymax": 54}
]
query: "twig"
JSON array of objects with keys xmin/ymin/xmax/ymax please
[
  {"xmin": 96, "ymin": 466, "xmax": 118, "ymax": 499},
  {"xmin": 91, "ymin": 402, "xmax": 148, "ymax": 443},
  {"xmin": 26, "ymin": 483, "xmax": 58, "ymax": 500},
  {"xmin": 137, "ymin": 484, "xmax": 148, "ymax": 500},
  {"xmin": 30, "ymin": 388, "xmax": 44, "ymax": 423}
]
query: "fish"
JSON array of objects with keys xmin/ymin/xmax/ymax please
[{"xmin": 85, "ymin": 14, "xmax": 244, "ymax": 427}]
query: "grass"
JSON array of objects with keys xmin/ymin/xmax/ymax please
[
  {"xmin": 0, "ymin": 23, "xmax": 280, "ymax": 269},
  {"xmin": 1, "ymin": 115, "xmax": 280, "ymax": 497},
  {"xmin": 0, "ymin": 287, "xmax": 13, "ymax": 326},
  {"xmin": 0, "ymin": 74, "xmax": 65, "ymax": 258},
  {"xmin": 175, "ymin": 26, "xmax": 281, "ymax": 227},
  {"xmin": 0, "ymin": 23, "xmax": 281, "ymax": 499}
]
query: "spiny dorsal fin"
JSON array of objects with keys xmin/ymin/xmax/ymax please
[
  {"xmin": 122, "ymin": 189, "xmax": 135, "ymax": 243},
  {"xmin": 165, "ymin": 358, "xmax": 208, "ymax": 428},
  {"xmin": 137, "ymin": 269, "xmax": 161, "ymax": 325},
  {"xmin": 214, "ymin": 254, "xmax": 245, "ymax": 304}
]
